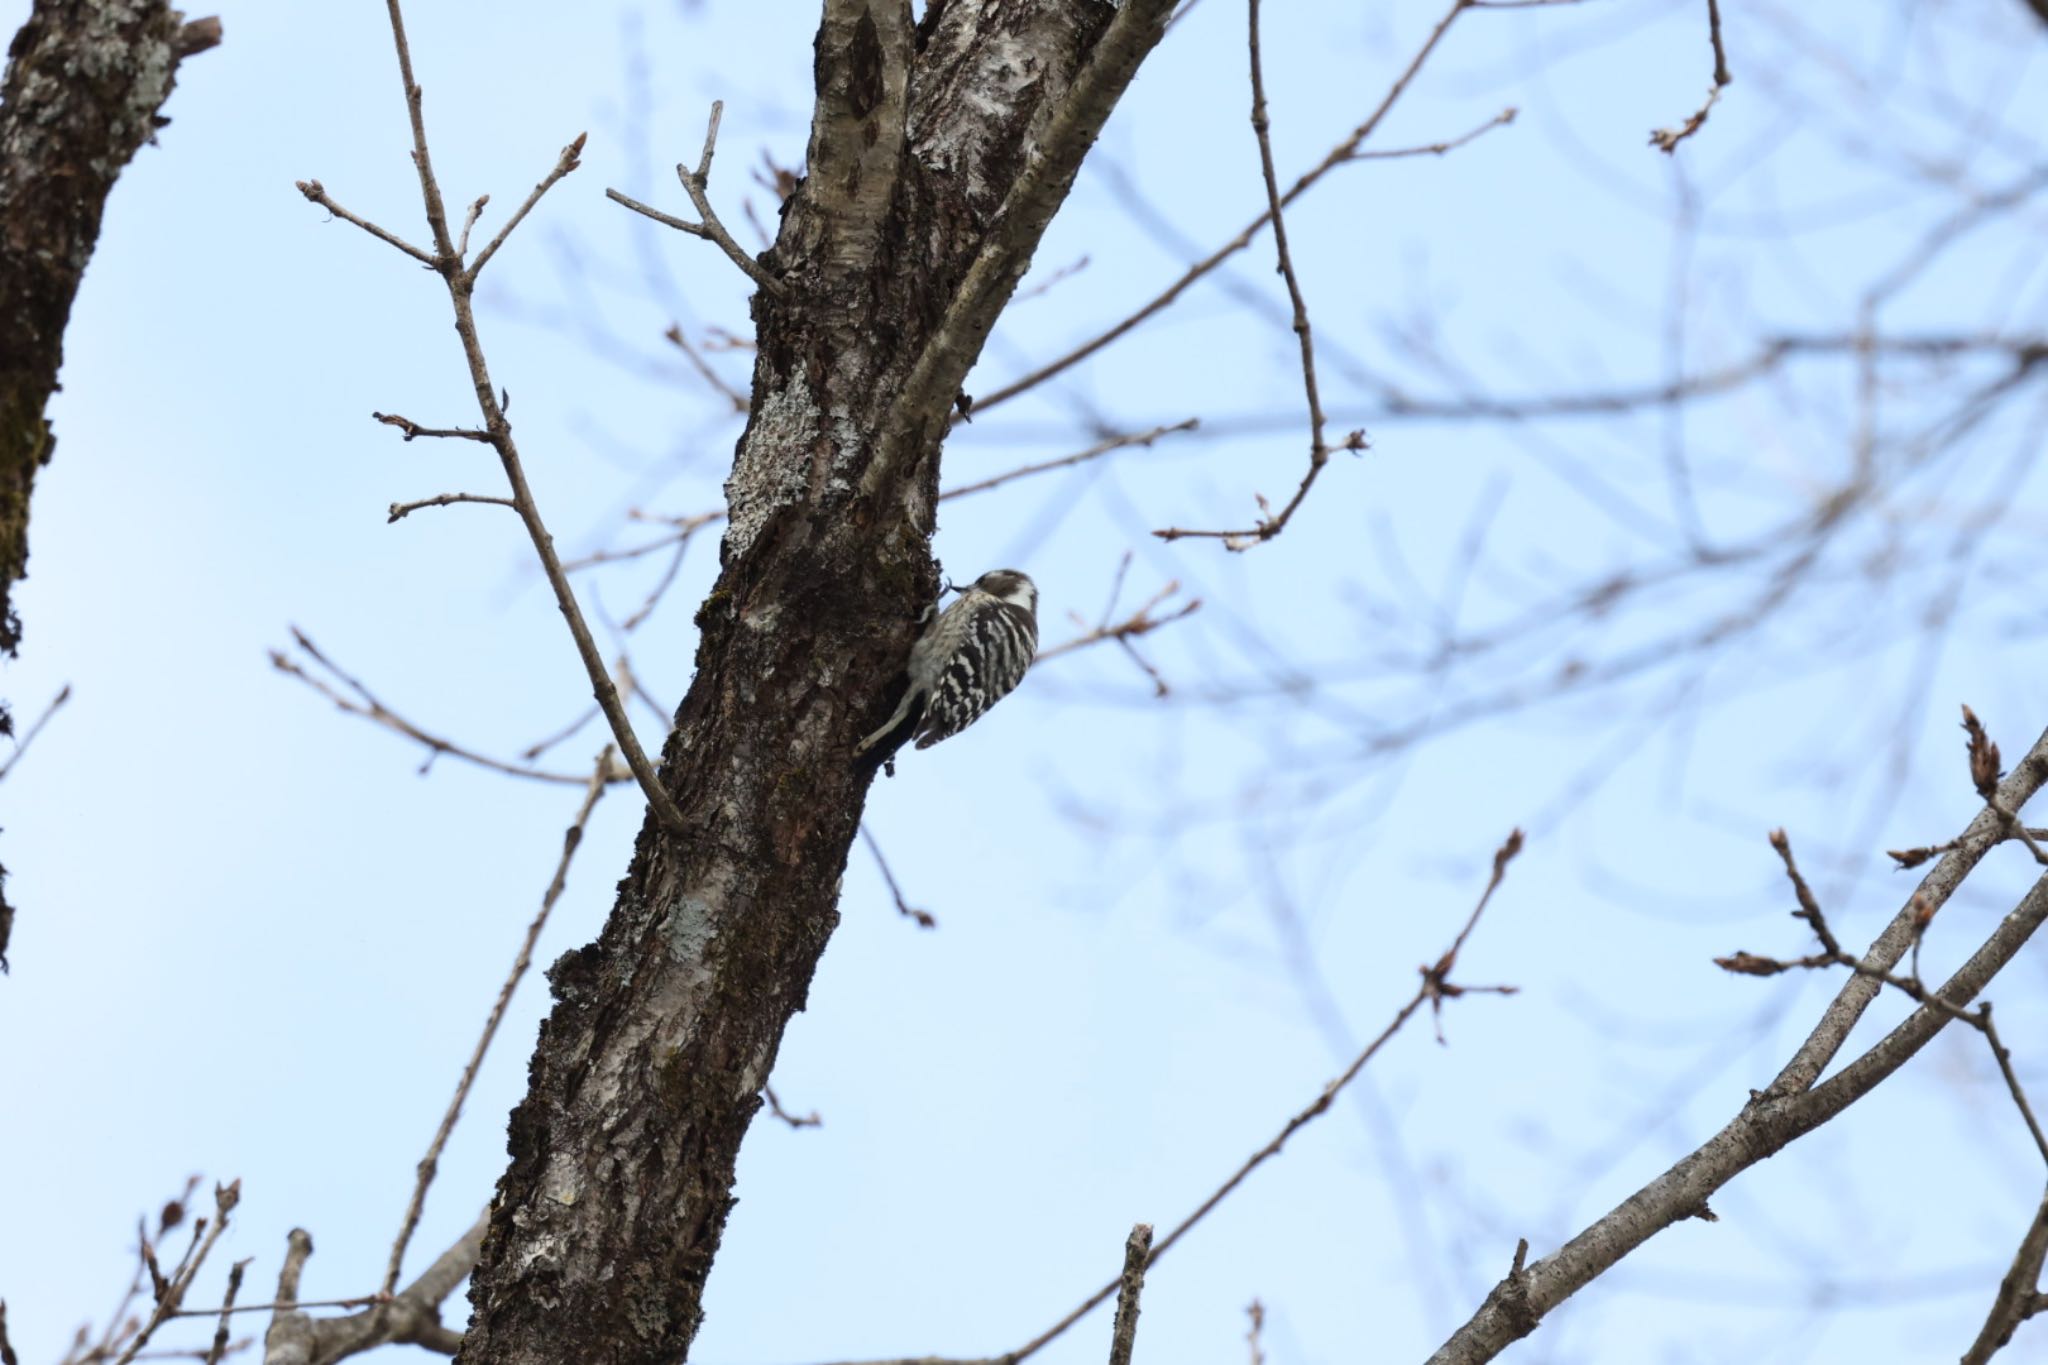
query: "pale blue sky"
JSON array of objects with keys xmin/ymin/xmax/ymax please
[{"xmin": 4, "ymin": 2, "xmax": 2047, "ymax": 1363}]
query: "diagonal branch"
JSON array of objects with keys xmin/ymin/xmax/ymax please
[
  {"xmin": 820, "ymin": 829, "xmax": 1522, "ymax": 1365},
  {"xmin": 1428, "ymin": 723, "xmax": 2048, "ymax": 1364}
]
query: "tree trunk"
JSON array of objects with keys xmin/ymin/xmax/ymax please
[
  {"xmin": 0, "ymin": 0, "xmax": 217, "ymax": 969},
  {"xmin": 456, "ymin": 2, "xmax": 1171, "ymax": 1361}
]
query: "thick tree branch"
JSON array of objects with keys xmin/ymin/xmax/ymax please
[
  {"xmin": 0, "ymin": 0, "xmax": 218, "ymax": 973},
  {"xmin": 0, "ymin": 0, "xmax": 219, "ymax": 659},
  {"xmin": 454, "ymin": 5, "xmax": 1185, "ymax": 1362},
  {"xmin": 262, "ymin": 1217, "xmax": 484, "ymax": 1365},
  {"xmin": 1428, "ymin": 725, "xmax": 2048, "ymax": 1363}
]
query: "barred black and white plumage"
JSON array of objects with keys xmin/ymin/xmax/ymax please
[{"xmin": 854, "ymin": 569, "xmax": 1038, "ymax": 758}]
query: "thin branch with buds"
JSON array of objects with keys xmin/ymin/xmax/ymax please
[
  {"xmin": 1429, "ymin": 721, "xmax": 2048, "ymax": 1363},
  {"xmin": 1153, "ymin": 0, "xmax": 1363, "ymax": 550},
  {"xmin": 386, "ymin": 492, "xmax": 515, "ymax": 523},
  {"xmin": 369, "ymin": 412, "xmax": 489, "ymax": 443},
  {"xmin": 272, "ymin": 630, "xmax": 627, "ymax": 788},
  {"xmin": 819, "ymin": 829, "xmax": 1522, "ymax": 1365},
  {"xmin": 937, "ymin": 420, "xmax": 1198, "ymax": 501},
  {"xmin": 1035, "ymin": 574, "xmax": 1201, "ymax": 687},
  {"xmin": 969, "ymin": 0, "xmax": 1516, "ymax": 421},
  {"xmin": 607, "ymin": 102, "xmax": 787, "ymax": 298},
  {"xmin": 294, "ymin": 0, "xmax": 686, "ymax": 836},
  {"xmin": 1649, "ymin": 0, "xmax": 1731, "ymax": 153},
  {"xmin": 110, "ymin": 1181, "xmax": 241, "ymax": 1365},
  {"xmin": 201, "ymin": 1261, "xmax": 248, "ymax": 1365}
]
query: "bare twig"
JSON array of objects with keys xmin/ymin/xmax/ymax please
[
  {"xmin": 113, "ymin": 1181, "xmax": 240, "ymax": 1365},
  {"xmin": 202, "ymin": 1261, "xmax": 249, "ymax": 1365},
  {"xmin": 861, "ymin": 824, "xmax": 936, "ymax": 929},
  {"xmin": 762, "ymin": 1083, "xmax": 823, "ymax": 1130},
  {"xmin": 1244, "ymin": 1301, "xmax": 1265, "ymax": 1365},
  {"xmin": 1649, "ymin": 0, "xmax": 1731, "ymax": 153},
  {"xmin": 382, "ymin": 747, "xmax": 613, "ymax": 1295},
  {"xmin": 1, "ymin": 1300, "xmax": 18, "ymax": 1365},
  {"xmin": 1962, "ymin": 1188, "xmax": 2048, "ymax": 1365},
  {"xmin": 1724, "ymin": 829, "xmax": 2048, "ymax": 1166},
  {"xmin": 469, "ymin": 133, "xmax": 586, "ymax": 278},
  {"xmin": 825, "ymin": 832, "xmax": 1522, "ymax": 1365},
  {"xmin": 1429, "ymin": 728, "xmax": 2048, "ymax": 1363},
  {"xmin": 0, "ymin": 680, "xmax": 69, "ymax": 783},
  {"xmin": 1035, "ymin": 582, "xmax": 1200, "ymax": 666},
  {"xmin": 297, "ymin": 0, "xmax": 687, "ymax": 837},
  {"xmin": 664, "ymin": 324, "xmax": 749, "ymax": 412},
  {"xmin": 1152, "ymin": 0, "xmax": 1359, "ymax": 550},
  {"xmin": 455, "ymin": 195, "xmax": 487, "ymax": 259},
  {"xmin": 969, "ymin": 0, "xmax": 1505, "ymax": 421},
  {"xmin": 937, "ymin": 421, "xmax": 1198, "ymax": 501},
  {"xmin": 1963, "ymin": 705, "xmax": 2048, "ymax": 867},
  {"xmin": 293, "ymin": 180, "xmax": 435, "ymax": 266},
  {"xmin": 370, "ymin": 412, "xmax": 490, "ymax": 443},
  {"xmin": 606, "ymin": 102, "xmax": 787, "ymax": 297},
  {"xmin": 1341, "ymin": 106, "xmax": 1516, "ymax": 162},
  {"xmin": 387, "ymin": 492, "xmax": 516, "ymax": 523},
  {"xmin": 1105, "ymin": 1225, "xmax": 1153, "ymax": 1365},
  {"xmin": 273, "ymin": 630, "xmax": 625, "ymax": 788}
]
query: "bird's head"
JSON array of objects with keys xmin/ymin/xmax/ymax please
[{"xmin": 968, "ymin": 568, "xmax": 1037, "ymax": 615}]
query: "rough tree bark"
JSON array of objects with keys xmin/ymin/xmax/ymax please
[
  {"xmin": 0, "ymin": 0, "xmax": 218, "ymax": 968},
  {"xmin": 457, "ymin": 3, "xmax": 1173, "ymax": 1361}
]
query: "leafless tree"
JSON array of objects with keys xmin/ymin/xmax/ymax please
[{"xmin": 12, "ymin": 2, "xmax": 2048, "ymax": 1364}]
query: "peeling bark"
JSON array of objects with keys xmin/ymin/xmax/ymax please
[
  {"xmin": 0, "ymin": 0, "xmax": 218, "ymax": 970},
  {"xmin": 457, "ymin": 2, "xmax": 1172, "ymax": 1361}
]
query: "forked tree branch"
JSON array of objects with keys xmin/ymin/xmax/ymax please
[
  {"xmin": 294, "ymin": 0, "xmax": 686, "ymax": 837},
  {"xmin": 606, "ymin": 101, "xmax": 788, "ymax": 297},
  {"xmin": 1428, "ymin": 723, "xmax": 2048, "ymax": 1363}
]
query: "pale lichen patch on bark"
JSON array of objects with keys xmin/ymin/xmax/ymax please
[{"xmin": 722, "ymin": 377, "xmax": 822, "ymax": 560}]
